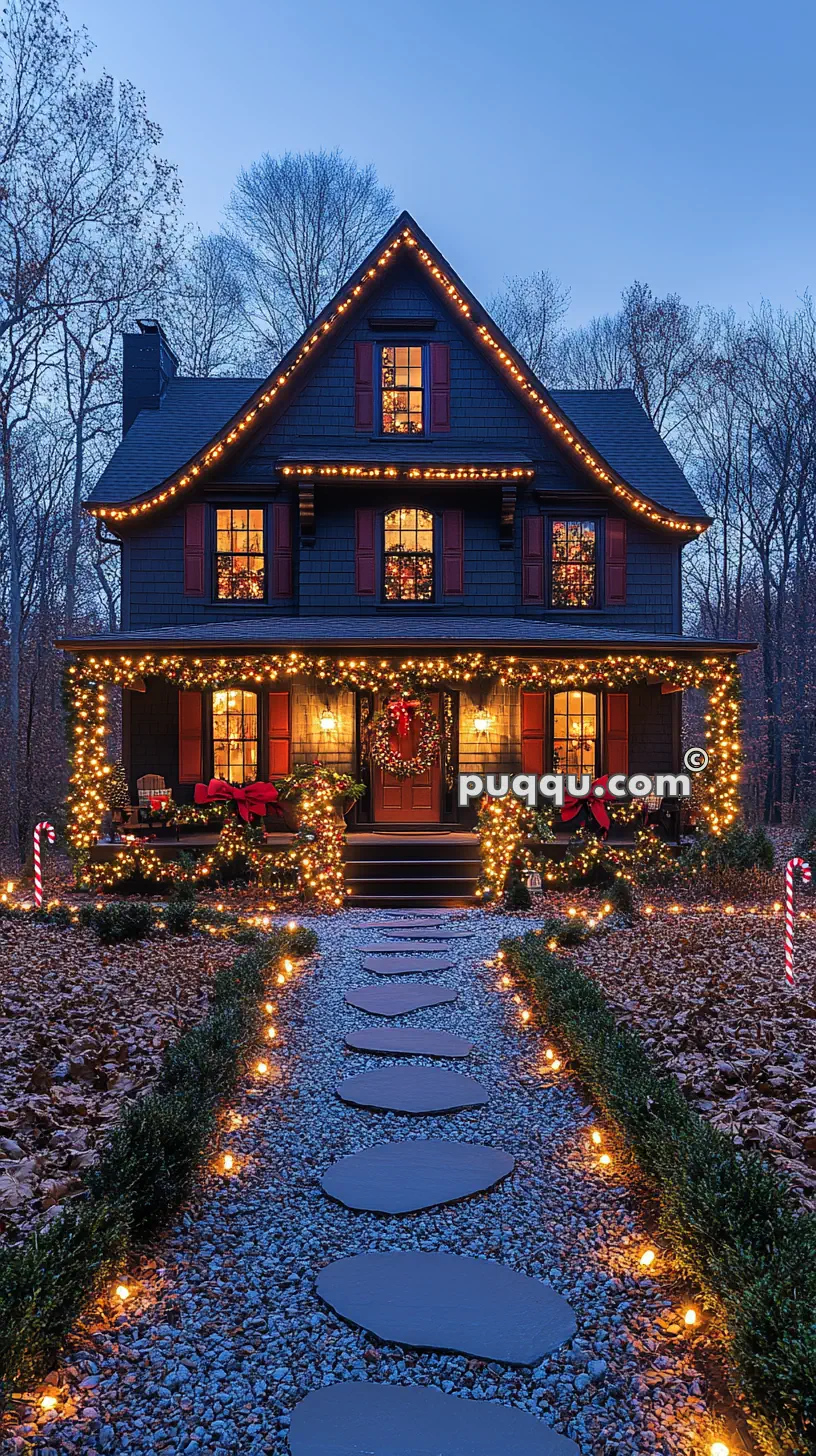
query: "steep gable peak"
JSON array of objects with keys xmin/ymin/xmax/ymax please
[{"xmin": 87, "ymin": 211, "xmax": 708, "ymax": 534}]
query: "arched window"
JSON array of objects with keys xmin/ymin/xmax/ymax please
[
  {"xmin": 384, "ymin": 508, "xmax": 434, "ymax": 601},
  {"xmin": 212, "ymin": 689, "xmax": 258, "ymax": 785},
  {"xmin": 552, "ymin": 690, "xmax": 597, "ymax": 777}
]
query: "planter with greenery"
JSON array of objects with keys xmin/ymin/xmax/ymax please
[
  {"xmin": 0, "ymin": 922, "xmax": 318, "ymax": 1405},
  {"xmin": 274, "ymin": 762, "xmax": 365, "ymax": 831},
  {"xmin": 503, "ymin": 928, "xmax": 815, "ymax": 1456}
]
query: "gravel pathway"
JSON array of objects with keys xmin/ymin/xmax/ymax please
[{"xmin": 6, "ymin": 911, "xmax": 721, "ymax": 1455}]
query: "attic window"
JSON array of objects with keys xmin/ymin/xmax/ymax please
[
  {"xmin": 215, "ymin": 508, "xmax": 265, "ymax": 600},
  {"xmin": 381, "ymin": 345, "xmax": 424, "ymax": 434}
]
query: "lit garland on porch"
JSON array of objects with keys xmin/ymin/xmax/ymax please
[
  {"xmin": 65, "ymin": 649, "xmax": 741, "ymax": 890},
  {"xmin": 475, "ymin": 796, "xmax": 536, "ymax": 901}
]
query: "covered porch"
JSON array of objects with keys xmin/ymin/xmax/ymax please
[{"xmin": 60, "ymin": 617, "xmax": 745, "ymax": 901}]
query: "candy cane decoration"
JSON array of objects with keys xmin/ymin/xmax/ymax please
[
  {"xmin": 784, "ymin": 857, "xmax": 811, "ymax": 985},
  {"xmin": 33, "ymin": 821, "xmax": 55, "ymax": 909}
]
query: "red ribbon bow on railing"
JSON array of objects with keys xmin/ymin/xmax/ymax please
[
  {"xmin": 562, "ymin": 774, "xmax": 613, "ymax": 835},
  {"xmin": 194, "ymin": 778, "xmax": 281, "ymax": 822}
]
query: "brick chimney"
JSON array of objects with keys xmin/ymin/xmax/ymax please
[{"xmin": 122, "ymin": 319, "xmax": 179, "ymax": 436}]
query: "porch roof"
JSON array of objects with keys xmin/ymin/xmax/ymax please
[{"xmin": 59, "ymin": 615, "xmax": 751, "ymax": 656}]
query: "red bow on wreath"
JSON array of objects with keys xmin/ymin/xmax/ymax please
[
  {"xmin": 387, "ymin": 693, "xmax": 420, "ymax": 738},
  {"xmin": 194, "ymin": 778, "xmax": 281, "ymax": 822},
  {"xmin": 562, "ymin": 774, "xmax": 614, "ymax": 836}
]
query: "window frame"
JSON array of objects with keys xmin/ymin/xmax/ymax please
[
  {"xmin": 381, "ymin": 505, "xmax": 437, "ymax": 605},
  {"xmin": 546, "ymin": 514, "xmax": 602, "ymax": 611},
  {"xmin": 377, "ymin": 342, "xmax": 427, "ymax": 437},
  {"xmin": 551, "ymin": 687, "xmax": 600, "ymax": 779},
  {"xmin": 212, "ymin": 504, "xmax": 268, "ymax": 604},
  {"xmin": 210, "ymin": 686, "xmax": 260, "ymax": 787}
]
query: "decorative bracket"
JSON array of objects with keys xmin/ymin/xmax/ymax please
[
  {"xmin": 500, "ymin": 485, "xmax": 517, "ymax": 548},
  {"xmin": 299, "ymin": 482, "xmax": 315, "ymax": 546}
]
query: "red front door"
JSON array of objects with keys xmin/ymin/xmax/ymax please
[{"xmin": 372, "ymin": 692, "xmax": 442, "ymax": 823}]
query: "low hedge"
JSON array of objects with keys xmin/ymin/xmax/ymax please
[
  {"xmin": 504, "ymin": 930, "xmax": 816, "ymax": 1456},
  {"xmin": 0, "ymin": 923, "xmax": 316, "ymax": 1403}
]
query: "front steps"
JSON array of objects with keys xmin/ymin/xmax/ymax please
[{"xmin": 344, "ymin": 831, "xmax": 481, "ymax": 907}]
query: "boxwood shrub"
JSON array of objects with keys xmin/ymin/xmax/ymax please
[
  {"xmin": 504, "ymin": 929, "xmax": 816, "ymax": 1456},
  {"xmin": 0, "ymin": 924, "xmax": 316, "ymax": 1405}
]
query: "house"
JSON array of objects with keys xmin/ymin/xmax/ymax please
[{"xmin": 61, "ymin": 212, "xmax": 746, "ymax": 903}]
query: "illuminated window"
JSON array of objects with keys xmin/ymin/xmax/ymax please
[
  {"xmin": 384, "ymin": 508, "xmax": 434, "ymax": 601},
  {"xmin": 212, "ymin": 689, "xmax": 258, "ymax": 785},
  {"xmin": 215, "ymin": 508, "xmax": 265, "ymax": 600},
  {"xmin": 381, "ymin": 345, "xmax": 424, "ymax": 434},
  {"xmin": 550, "ymin": 520, "xmax": 597, "ymax": 607},
  {"xmin": 553, "ymin": 690, "xmax": 598, "ymax": 777}
]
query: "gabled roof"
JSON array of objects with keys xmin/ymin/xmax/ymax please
[{"xmin": 86, "ymin": 211, "xmax": 709, "ymax": 533}]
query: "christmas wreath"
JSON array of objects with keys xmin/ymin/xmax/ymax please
[{"xmin": 367, "ymin": 692, "xmax": 441, "ymax": 780}]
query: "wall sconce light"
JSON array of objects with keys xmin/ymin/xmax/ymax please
[
  {"xmin": 319, "ymin": 702, "xmax": 336, "ymax": 732},
  {"xmin": 473, "ymin": 707, "xmax": 492, "ymax": 733}
]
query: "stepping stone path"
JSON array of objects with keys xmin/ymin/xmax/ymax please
[
  {"xmin": 289, "ymin": 1381, "xmax": 579, "ymax": 1455},
  {"xmin": 321, "ymin": 1139, "xmax": 514, "ymax": 1213},
  {"xmin": 361, "ymin": 940, "xmax": 459, "ymax": 954},
  {"xmin": 359, "ymin": 919, "xmax": 451, "ymax": 930},
  {"xmin": 361, "ymin": 954, "xmax": 453, "ymax": 976},
  {"xmin": 337, "ymin": 1066, "xmax": 489, "ymax": 1114},
  {"xmin": 344, "ymin": 984, "xmax": 457, "ymax": 1015},
  {"xmin": 345, "ymin": 1027, "xmax": 473, "ymax": 1057},
  {"xmin": 317, "ymin": 1251, "xmax": 577, "ymax": 1363},
  {"xmin": 316, "ymin": 911, "xmax": 579, "ymax": 1454},
  {"xmin": 377, "ymin": 926, "xmax": 473, "ymax": 940}
]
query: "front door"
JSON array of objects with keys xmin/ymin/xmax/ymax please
[{"xmin": 372, "ymin": 692, "xmax": 442, "ymax": 823}]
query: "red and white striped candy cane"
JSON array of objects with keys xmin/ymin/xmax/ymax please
[
  {"xmin": 784, "ymin": 857, "xmax": 811, "ymax": 985},
  {"xmin": 33, "ymin": 821, "xmax": 55, "ymax": 909}
]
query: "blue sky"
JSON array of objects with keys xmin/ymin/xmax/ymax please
[{"xmin": 64, "ymin": 0, "xmax": 815, "ymax": 324}]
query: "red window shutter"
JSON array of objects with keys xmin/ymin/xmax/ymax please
[
  {"xmin": 429, "ymin": 343, "xmax": 450, "ymax": 432},
  {"xmin": 184, "ymin": 503, "xmax": 206, "ymax": 596},
  {"xmin": 442, "ymin": 509, "xmax": 464, "ymax": 595},
  {"xmin": 605, "ymin": 692, "xmax": 629, "ymax": 777},
  {"xmin": 605, "ymin": 518, "xmax": 627, "ymax": 605},
  {"xmin": 267, "ymin": 691, "xmax": 291, "ymax": 776},
  {"xmin": 521, "ymin": 691, "xmax": 546, "ymax": 774},
  {"xmin": 354, "ymin": 342, "xmax": 375, "ymax": 431},
  {"xmin": 355, "ymin": 508, "xmax": 377, "ymax": 595},
  {"xmin": 522, "ymin": 515, "xmax": 544, "ymax": 603},
  {"xmin": 272, "ymin": 502, "xmax": 292, "ymax": 597},
  {"xmin": 178, "ymin": 691, "xmax": 203, "ymax": 783}
]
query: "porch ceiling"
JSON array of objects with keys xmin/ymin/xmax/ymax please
[{"xmin": 58, "ymin": 615, "xmax": 752, "ymax": 656}]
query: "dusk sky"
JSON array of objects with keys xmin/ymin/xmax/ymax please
[{"xmin": 64, "ymin": 0, "xmax": 815, "ymax": 325}]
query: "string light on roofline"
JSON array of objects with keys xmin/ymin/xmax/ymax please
[{"xmin": 87, "ymin": 229, "xmax": 707, "ymax": 533}]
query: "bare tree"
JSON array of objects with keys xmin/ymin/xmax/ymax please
[
  {"xmin": 489, "ymin": 270, "xmax": 569, "ymax": 379},
  {"xmin": 0, "ymin": 0, "xmax": 178, "ymax": 855},
  {"xmin": 167, "ymin": 231, "xmax": 258, "ymax": 377},
  {"xmin": 227, "ymin": 149, "xmax": 396, "ymax": 354}
]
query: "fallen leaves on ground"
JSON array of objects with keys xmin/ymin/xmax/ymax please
[
  {"xmin": 0, "ymin": 921, "xmax": 237, "ymax": 1242},
  {"xmin": 571, "ymin": 902, "xmax": 816, "ymax": 1209}
]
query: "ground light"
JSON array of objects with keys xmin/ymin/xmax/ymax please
[
  {"xmin": 591, "ymin": 1130, "xmax": 602, "ymax": 1146},
  {"xmin": 639, "ymin": 1249, "xmax": 656, "ymax": 1268},
  {"xmin": 115, "ymin": 1283, "xmax": 131, "ymax": 1301},
  {"xmin": 599, "ymin": 1153, "xmax": 611, "ymax": 1166},
  {"xmin": 684, "ymin": 1308, "xmax": 697, "ymax": 1326},
  {"xmin": 40, "ymin": 1396, "xmax": 57, "ymax": 1411},
  {"xmin": 256, "ymin": 1061, "xmax": 269, "ymax": 1076},
  {"xmin": 222, "ymin": 1153, "xmax": 234, "ymax": 1172},
  {"xmin": 710, "ymin": 1444, "xmax": 730, "ymax": 1456}
]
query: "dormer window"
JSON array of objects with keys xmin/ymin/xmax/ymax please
[
  {"xmin": 381, "ymin": 345, "xmax": 424, "ymax": 434},
  {"xmin": 215, "ymin": 508, "xmax": 265, "ymax": 600},
  {"xmin": 384, "ymin": 507, "xmax": 434, "ymax": 600}
]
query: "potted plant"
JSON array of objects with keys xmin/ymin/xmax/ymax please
[{"xmin": 274, "ymin": 761, "xmax": 365, "ymax": 831}]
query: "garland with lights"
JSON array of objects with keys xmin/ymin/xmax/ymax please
[
  {"xmin": 64, "ymin": 650, "xmax": 741, "ymax": 894},
  {"xmin": 366, "ymin": 693, "xmax": 441, "ymax": 780},
  {"xmin": 475, "ymin": 795, "xmax": 537, "ymax": 901}
]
